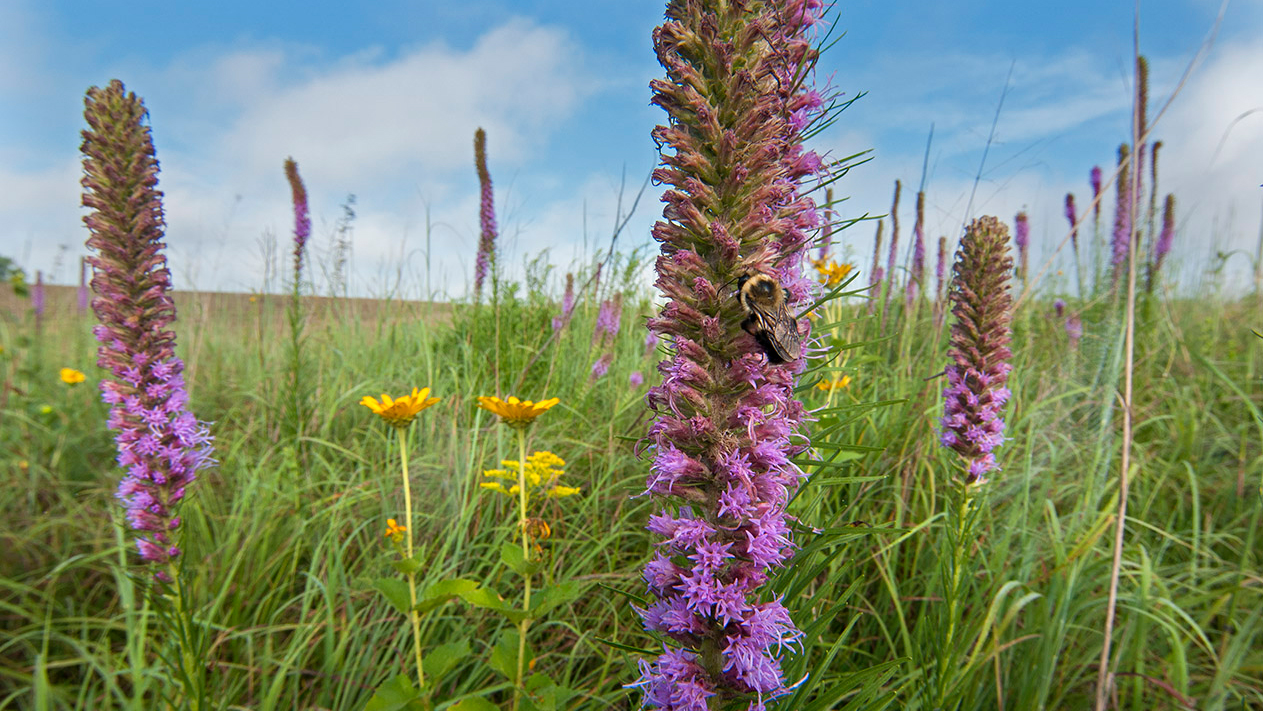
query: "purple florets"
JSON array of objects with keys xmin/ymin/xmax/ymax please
[
  {"xmin": 553, "ymin": 273, "xmax": 576, "ymax": 332},
  {"xmin": 1154, "ymin": 194, "xmax": 1175, "ymax": 266},
  {"xmin": 1014, "ymin": 211, "xmax": 1029, "ymax": 279},
  {"xmin": 473, "ymin": 128, "xmax": 497, "ymax": 299},
  {"xmin": 1111, "ymin": 145, "xmax": 1132, "ymax": 284},
  {"xmin": 634, "ymin": 0, "xmax": 826, "ymax": 705},
  {"xmin": 1064, "ymin": 193, "xmax": 1078, "ymax": 250},
  {"xmin": 1090, "ymin": 166, "xmax": 1103, "ymax": 220},
  {"xmin": 908, "ymin": 191, "xmax": 925, "ymax": 304},
  {"xmin": 284, "ymin": 158, "xmax": 310, "ymax": 284},
  {"xmin": 594, "ymin": 296, "xmax": 623, "ymax": 346},
  {"xmin": 941, "ymin": 217, "xmax": 1013, "ymax": 485},
  {"xmin": 81, "ymin": 80, "xmax": 214, "ymax": 576},
  {"xmin": 1065, "ymin": 316, "xmax": 1084, "ymax": 346}
]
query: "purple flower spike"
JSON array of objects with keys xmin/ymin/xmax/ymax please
[
  {"xmin": 907, "ymin": 191, "xmax": 925, "ymax": 304},
  {"xmin": 1054, "ymin": 298, "xmax": 1066, "ymax": 318},
  {"xmin": 1154, "ymin": 194, "xmax": 1175, "ymax": 268},
  {"xmin": 554, "ymin": 273, "xmax": 576, "ymax": 332},
  {"xmin": 942, "ymin": 217, "xmax": 1013, "ymax": 486},
  {"xmin": 1090, "ymin": 166, "xmax": 1103, "ymax": 221},
  {"xmin": 473, "ymin": 128, "xmax": 497, "ymax": 300},
  {"xmin": 594, "ymin": 295, "xmax": 624, "ymax": 347},
  {"xmin": 1110, "ymin": 144, "xmax": 1132, "ymax": 285},
  {"xmin": 32, "ymin": 270, "xmax": 44, "ymax": 320},
  {"xmin": 630, "ymin": 371, "xmax": 645, "ymax": 389},
  {"xmin": 1064, "ymin": 193, "xmax": 1078, "ymax": 251},
  {"xmin": 635, "ymin": 0, "xmax": 824, "ymax": 704},
  {"xmin": 283, "ymin": 158, "xmax": 310, "ymax": 285},
  {"xmin": 1149, "ymin": 194, "xmax": 1176, "ymax": 292},
  {"xmin": 81, "ymin": 80, "xmax": 214, "ymax": 574},
  {"xmin": 1014, "ymin": 211, "xmax": 1029, "ymax": 279},
  {"xmin": 1065, "ymin": 315, "xmax": 1083, "ymax": 347}
]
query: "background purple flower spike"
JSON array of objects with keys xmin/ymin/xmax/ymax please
[{"xmin": 473, "ymin": 128, "xmax": 498, "ymax": 300}]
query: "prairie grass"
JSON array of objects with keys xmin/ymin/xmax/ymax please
[{"xmin": 1, "ymin": 245, "xmax": 1260, "ymax": 709}]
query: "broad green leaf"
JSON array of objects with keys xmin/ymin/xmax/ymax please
[
  {"xmin": 390, "ymin": 556, "xmax": 421, "ymax": 576},
  {"xmin": 414, "ymin": 578, "xmax": 481, "ymax": 615},
  {"xmin": 449, "ymin": 697, "xmax": 499, "ymax": 711},
  {"xmin": 489, "ymin": 628, "xmax": 522, "ymax": 682},
  {"xmin": 422, "ymin": 639, "xmax": 470, "ymax": 683},
  {"xmin": 530, "ymin": 580, "xmax": 582, "ymax": 617},
  {"xmin": 363, "ymin": 674, "xmax": 422, "ymax": 711},
  {"xmin": 372, "ymin": 578, "xmax": 412, "ymax": 615}
]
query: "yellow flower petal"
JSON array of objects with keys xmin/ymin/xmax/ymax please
[
  {"xmin": 362, "ymin": 387, "xmax": 441, "ymax": 428},
  {"xmin": 477, "ymin": 395, "xmax": 560, "ymax": 427}
]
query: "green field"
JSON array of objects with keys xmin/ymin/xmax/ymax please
[{"xmin": 2, "ymin": 259, "xmax": 1261, "ymax": 709}]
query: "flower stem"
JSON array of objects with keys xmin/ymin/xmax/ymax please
[
  {"xmin": 399, "ymin": 431, "xmax": 425, "ymax": 691},
  {"xmin": 513, "ymin": 426, "xmax": 531, "ymax": 710},
  {"xmin": 165, "ymin": 565, "xmax": 203, "ymax": 711},
  {"xmin": 936, "ymin": 480, "xmax": 975, "ymax": 707}
]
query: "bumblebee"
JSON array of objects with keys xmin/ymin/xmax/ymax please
[{"xmin": 736, "ymin": 272, "xmax": 801, "ymax": 363}]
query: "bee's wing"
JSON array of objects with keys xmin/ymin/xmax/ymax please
[{"xmin": 753, "ymin": 303, "xmax": 801, "ymax": 362}]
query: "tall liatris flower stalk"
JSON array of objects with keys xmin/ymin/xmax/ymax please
[
  {"xmin": 1111, "ymin": 144, "xmax": 1132, "ymax": 288},
  {"xmin": 933, "ymin": 215, "xmax": 1012, "ymax": 708},
  {"xmin": 552, "ymin": 273, "xmax": 576, "ymax": 332},
  {"xmin": 940, "ymin": 217, "xmax": 1013, "ymax": 486},
  {"xmin": 635, "ymin": 1, "xmax": 824, "ymax": 705},
  {"xmin": 933, "ymin": 235, "xmax": 948, "ymax": 329},
  {"xmin": 1013, "ymin": 211, "xmax": 1029, "ymax": 282},
  {"xmin": 473, "ymin": 127, "xmax": 497, "ymax": 300},
  {"xmin": 32, "ymin": 270, "xmax": 44, "ymax": 332},
  {"xmin": 284, "ymin": 158, "xmax": 310, "ymax": 286},
  {"xmin": 907, "ymin": 191, "xmax": 926, "ymax": 305},
  {"xmin": 1147, "ymin": 141, "xmax": 1162, "ymax": 244},
  {"xmin": 1090, "ymin": 166, "xmax": 1103, "ymax": 222},
  {"xmin": 1065, "ymin": 193, "xmax": 1082, "ymax": 297},
  {"xmin": 592, "ymin": 295, "xmax": 623, "ymax": 348},
  {"xmin": 591, "ymin": 294, "xmax": 623, "ymax": 382},
  {"xmin": 883, "ymin": 180, "xmax": 901, "ymax": 329},
  {"xmin": 868, "ymin": 220, "xmax": 884, "ymax": 312},
  {"xmin": 82, "ymin": 79, "xmax": 214, "ymax": 578},
  {"xmin": 1147, "ymin": 194, "xmax": 1175, "ymax": 293},
  {"xmin": 283, "ymin": 158, "xmax": 311, "ymax": 445}
]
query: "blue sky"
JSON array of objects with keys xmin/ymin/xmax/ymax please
[{"xmin": 2, "ymin": 0, "xmax": 1261, "ymax": 297}]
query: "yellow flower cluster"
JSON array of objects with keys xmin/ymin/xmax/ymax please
[
  {"xmin": 481, "ymin": 450, "xmax": 579, "ymax": 499},
  {"xmin": 815, "ymin": 375, "xmax": 852, "ymax": 392},
  {"xmin": 60, "ymin": 368, "xmax": 86, "ymax": 385},
  {"xmin": 361, "ymin": 387, "xmax": 441, "ymax": 429},
  {"xmin": 812, "ymin": 258, "xmax": 855, "ymax": 286}
]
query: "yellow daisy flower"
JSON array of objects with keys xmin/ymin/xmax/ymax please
[
  {"xmin": 361, "ymin": 387, "xmax": 441, "ymax": 428},
  {"xmin": 477, "ymin": 395, "xmax": 560, "ymax": 428},
  {"xmin": 812, "ymin": 259, "xmax": 855, "ymax": 287},
  {"xmin": 815, "ymin": 375, "xmax": 852, "ymax": 392},
  {"xmin": 383, "ymin": 518, "xmax": 407, "ymax": 544},
  {"xmin": 60, "ymin": 368, "xmax": 86, "ymax": 385}
]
